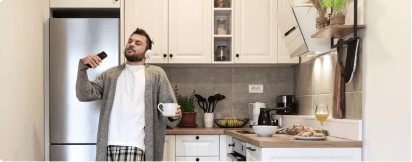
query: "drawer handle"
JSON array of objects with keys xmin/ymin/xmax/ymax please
[
  {"xmin": 196, "ymin": 158, "xmax": 199, "ymax": 161},
  {"xmin": 236, "ymin": 54, "xmax": 239, "ymax": 57},
  {"xmin": 246, "ymin": 147, "xmax": 256, "ymax": 151},
  {"xmin": 228, "ymin": 142, "xmax": 235, "ymax": 147},
  {"xmin": 170, "ymin": 54, "xmax": 173, "ymax": 57},
  {"xmin": 163, "ymin": 54, "xmax": 167, "ymax": 57},
  {"xmin": 196, "ymin": 136, "xmax": 199, "ymax": 140}
]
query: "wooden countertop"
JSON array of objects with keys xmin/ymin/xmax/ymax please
[
  {"xmin": 166, "ymin": 127, "xmax": 362, "ymax": 148},
  {"xmin": 165, "ymin": 126, "xmax": 252, "ymax": 135},
  {"xmin": 225, "ymin": 130, "xmax": 362, "ymax": 148}
]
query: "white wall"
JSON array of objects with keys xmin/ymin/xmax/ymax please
[
  {"xmin": 0, "ymin": 0, "xmax": 45, "ymax": 160},
  {"xmin": 362, "ymin": 0, "xmax": 411, "ymax": 161}
]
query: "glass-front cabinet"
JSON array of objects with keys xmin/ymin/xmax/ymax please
[{"xmin": 213, "ymin": 0, "xmax": 233, "ymax": 63}]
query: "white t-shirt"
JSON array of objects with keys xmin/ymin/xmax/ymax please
[{"xmin": 107, "ymin": 64, "xmax": 146, "ymax": 151}]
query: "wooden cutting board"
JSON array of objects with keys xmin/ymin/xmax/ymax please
[{"xmin": 332, "ymin": 39, "xmax": 345, "ymax": 119}]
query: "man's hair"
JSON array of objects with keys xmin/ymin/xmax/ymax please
[{"xmin": 130, "ymin": 28, "xmax": 153, "ymax": 51}]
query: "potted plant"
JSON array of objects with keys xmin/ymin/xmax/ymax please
[
  {"xmin": 174, "ymin": 85, "xmax": 197, "ymax": 127},
  {"xmin": 321, "ymin": 0, "xmax": 346, "ymax": 25},
  {"xmin": 309, "ymin": 0, "xmax": 328, "ymax": 31}
]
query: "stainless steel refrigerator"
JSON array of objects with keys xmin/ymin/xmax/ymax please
[{"xmin": 49, "ymin": 18, "xmax": 119, "ymax": 161}]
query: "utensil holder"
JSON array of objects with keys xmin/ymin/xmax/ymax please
[{"xmin": 204, "ymin": 113, "xmax": 214, "ymax": 128}]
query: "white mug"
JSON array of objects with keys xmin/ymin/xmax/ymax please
[{"xmin": 158, "ymin": 103, "xmax": 177, "ymax": 117}]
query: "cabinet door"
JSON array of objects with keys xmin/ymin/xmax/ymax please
[
  {"xmin": 234, "ymin": 0, "xmax": 278, "ymax": 63},
  {"xmin": 169, "ymin": 0, "xmax": 212, "ymax": 63},
  {"xmin": 225, "ymin": 135, "xmax": 233, "ymax": 161},
  {"xmin": 163, "ymin": 135, "xmax": 176, "ymax": 161},
  {"xmin": 277, "ymin": 0, "xmax": 299, "ymax": 63},
  {"xmin": 176, "ymin": 156, "xmax": 220, "ymax": 161},
  {"xmin": 50, "ymin": 0, "xmax": 120, "ymax": 8},
  {"xmin": 125, "ymin": 0, "xmax": 169, "ymax": 63},
  {"xmin": 176, "ymin": 135, "xmax": 219, "ymax": 156}
]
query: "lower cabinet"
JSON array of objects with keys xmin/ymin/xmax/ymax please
[
  {"xmin": 246, "ymin": 143, "xmax": 362, "ymax": 161},
  {"xmin": 163, "ymin": 135, "xmax": 223, "ymax": 161},
  {"xmin": 163, "ymin": 135, "xmax": 176, "ymax": 161},
  {"xmin": 176, "ymin": 135, "xmax": 219, "ymax": 157},
  {"xmin": 175, "ymin": 156, "xmax": 220, "ymax": 161}
]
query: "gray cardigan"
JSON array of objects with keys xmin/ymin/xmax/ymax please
[{"xmin": 75, "ymin": 61, "xmax": 181, "ymax": 161}]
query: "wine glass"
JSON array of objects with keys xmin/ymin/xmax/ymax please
[{"xmin": 315, "ymin": 105, "xmax": 329, "ymax": 133}]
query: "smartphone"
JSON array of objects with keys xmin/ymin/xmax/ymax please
[{"xmin": 86, "ymin": 51, "xmax": 107, "ymax": 68}]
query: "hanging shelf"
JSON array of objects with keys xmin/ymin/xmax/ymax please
[
  {"xmin": 311, "ymin": 25, "xmax": 364, "ymax": 38},
  {"xmin": 310, "ymin": 0, "xmax": 363, "ymax": 49}
]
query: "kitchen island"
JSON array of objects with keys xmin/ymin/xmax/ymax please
[
  {"xmin": 165, "ymin": 127, "xmax": 362, "ymax": 161},
  {"xmin": 166, "ymin": 126, "xmax": 361, "ymax": 148}
]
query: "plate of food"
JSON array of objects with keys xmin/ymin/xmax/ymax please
[{"xmin": 294, "ymin": 129, "xmax": 326, "ymax": 140}]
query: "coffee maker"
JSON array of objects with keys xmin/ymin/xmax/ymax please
[
  {"xmin": 275, "ymin": 95, "xmax": 297, "ymax": 115},
  {"xmin": 249, "ymin": 102, "xmax": 266, "ymax": 127}
]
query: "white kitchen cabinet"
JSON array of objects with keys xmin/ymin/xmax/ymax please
[
  {"xmin": 176, "ymin": 135, "xmax": 220, "ymax": 157},
  {"xmin": 50, "ymin": 0, "xmax": 120, "ymax": 8},
  {"xmin": 234, "ymin": 0, "xmax": 278, "ymax": 63},
  {"xmin": 175, "ymin": 156, "xmax": 220, "ymax": 161},
  {"xmin": 245, "ymin": 142, "xmax": 362, "ymax": 161},
  {"xmin": 125, "ymin": 0, "xmax": 169, "ymax": 63},
  {"xmin": 277, "ymin": 1, "xmax": 299, "ymax": 64},
  {"xmin": 220, "ymin": 135, "xmax": 233, "ymax": 161},
  {"xmin": 163, "ymin": 135, "xmax": 176, "ymax": 161},
  {"xmin": 125, "ymin": 0, "xmax": 212, "ymax": 64}
]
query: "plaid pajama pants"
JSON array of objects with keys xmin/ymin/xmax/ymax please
[{"xmin": 107, "ymin": 145, "xmax": 145, "ymax": 161}]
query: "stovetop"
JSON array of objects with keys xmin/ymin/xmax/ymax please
[{"xmin": 236, "ymin": 130, "xmax": 255, "ymax": 134}]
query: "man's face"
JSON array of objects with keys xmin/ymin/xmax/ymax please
[{"xmin": 125, "ymin": 34, "xmax": 147, "ymax": 62}]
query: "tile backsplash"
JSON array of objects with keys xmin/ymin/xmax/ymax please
[
  {"xmin": 293, "ymin": 46, "xmax": 363, "ymax": 120},
  {"xmin": 160, "ymin": 66, "xmax": 294, "ymax": 127},
  {"xmin": 157, "ymin": 45, "xmax": 362, "ymax": 127}
]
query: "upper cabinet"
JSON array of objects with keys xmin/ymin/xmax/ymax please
[
  {"xmin": 125, "ymin": 0, "xmax": 212, "ymax": 64},
  {"xmin": 50, "ymin": 0, "xmax": 120, "ymax": 8},
  {"xmin": 124, "ymin": 0, "xmax": 298, "ymax": 64},
  {"xmin": 234, "ymin": 0, "xmax": 278, "ymax": 63}
]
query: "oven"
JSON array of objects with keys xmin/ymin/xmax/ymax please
[{"xmin": 227, "ymin": 137, "xmax": 246, "ymax": 161}]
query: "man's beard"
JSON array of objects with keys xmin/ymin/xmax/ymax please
[{"xmin": 125, "ymin": 49, "xmax": 145, "ymax": 62}]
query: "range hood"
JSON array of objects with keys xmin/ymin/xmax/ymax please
[{"xmin": 275, "ymin": 1, "xmax": 330, "ymax": 58}]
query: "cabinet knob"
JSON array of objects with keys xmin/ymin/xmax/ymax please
[
  {"xmin": 163, "ymin": 54, "xmax": 167, "ymax": 57},
  {"xmin": 246, "ymin": 147, "xmax": 256, "ymax": 151},
  {"xmin": 228, "ymin": 142, "xmax": 235, "ymax": 147},
  {"xmin": 196, "ymin": 158, "xmax": 199, "ymax": 161},
  {"xmin": 170, "ymin": 54, "xmax": 173, "ymax": 57},
  {"xmin": 196, "ymin": 136, "xmax": 199, "ymax": 140},
  {"xmin": 236, "ymin": 54, "xmax": 239, "ymax": 57}
]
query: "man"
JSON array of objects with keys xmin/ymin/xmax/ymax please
[{"xmin": 76, "ymin": 28, "xmax": 181, "ymax": 161}]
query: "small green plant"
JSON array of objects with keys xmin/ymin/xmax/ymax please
[
  {"xmin": 174, "ymin": 85, "xmax": 196, "ymax": 112},
  {"xmin": 321, "ymin": 0, "xmax": 346, "ymax": 14}
]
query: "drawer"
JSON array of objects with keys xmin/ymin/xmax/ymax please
[
  {"xmin": 176, "ymin": 135, "xmax": 219, "ymax": 156},
  {"xmin": 50, "ymin": 0, "xmax": 120, "ymax": 8},
  {"xmin": 176, "ymin": 156, "xmax": 220, "ymax": 161}
]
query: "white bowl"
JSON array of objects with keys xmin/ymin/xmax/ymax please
[{"xmin": 252, "ymin": 126, "xmax": 279, "ymax": 137}]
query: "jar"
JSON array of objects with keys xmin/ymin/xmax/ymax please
[
  {"xmin": 216, "ymin": 0, "xmax": 227, "ymax": 8},
  {"xmin": 215, "ymin": 46, "xmax": 228, "ymax": 61},
  {"xmin": 217, "ymin": 19, "xmax": 227, "ymax": 35}
]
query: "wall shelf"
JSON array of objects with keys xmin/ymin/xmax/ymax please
[{"xmin": 311, "ymin": 25, "xmax": 365, "ymax": 38}]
